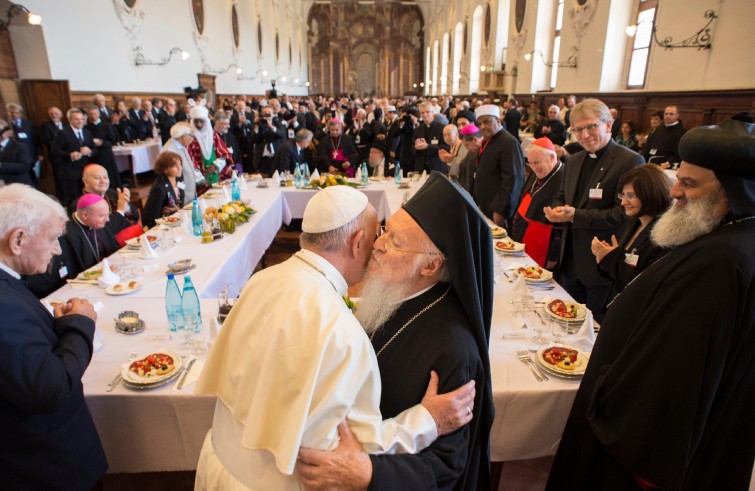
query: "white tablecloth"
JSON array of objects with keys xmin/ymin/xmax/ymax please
[
  {"xmin": 48, "ymin": 178, "xmax": 592, "ymax": 472},
  {"xmin": 113, "ymin": 140, "xmax": 162, "ymax": 175}
]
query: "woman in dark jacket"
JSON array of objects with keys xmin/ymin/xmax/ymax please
[
  {"xmin": 142, "ymin": 151, "xmax": 185, "ymax": 228},
  {"xmin": 591, "ymin": 164, "xmax": 672, "ymax": 308}
]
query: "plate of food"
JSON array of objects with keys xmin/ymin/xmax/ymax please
[
  {"xmin": 494, "ymin": 240, "xmax": 525, "ymax": 254},
  {"xmin": 106, "ymin": 281, "xmax": 142, "ymax": 296},
  {"xmin": 125, "ymin": 234, "xmax": 158, "ymax": 250},
  {"xmin": 202, "ymin": 191, "xmax": 220, "ymax": 199},
  {"xmin": 156, "ymin": 215, "xmax": 182, "ymax": 227},
  {"xmin": 76, "ymin": 264, "xmax": 120, "ymax": 282},
  {"xmin": 536, "ymin": 346, "xmax": 589, "ymax": 377},
  {"xmin": 514, "ymin": 265, "xmax": 553, "ymax": 283},
  {"xmin": 545, "ymin": 299, "xmax": 586, "ymax": 323},
  {"xmin": 122, "ymin": 352, "xmax": 183, "ymax": 386},
  {"xmin": 369, "ymin": 176, "xmax": 384, "ymax": 182},
  {"xmin": 490, "ymin": 226, "xmax": 507, "ymax": 238}
]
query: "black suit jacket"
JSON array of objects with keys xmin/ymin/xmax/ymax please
[
  {"xmin": 51, "ymin": 127, "xmax": 97, "ymax": 205},
  {"xmin": 384, "ymin": 119, "xmax": 402, "ymax": 157},
  {"xmin": 412, "ymin": 121, "xmax": 448, "ymax": 173},
  {"xmin": 472, "ymin": 129, "xmax": 526, "ymax": 221},
  {"xmin": 552, "ymin": 140, "xmax": 644, "ymax": 285},
  {"xmin": 0, "ymin": 269, "xmax": 107, "ymax": 490},
  {"xmin": 11, "ymin": 118, "xmax": 39, "ymax": 159},
  {"xmin": 0, "ymin": 139, "xmax": 34, "ymax": 186},
  {"xmin": 273, "ymin": 139, "xmax": 305, "ymax": 174},
  {"xmin": 597, "ymin": 216, "xmax": 666, "ymax": 306},
  {"xmin": 97, "ymin": 106, "xmax": 112, "ymax": 124},
  {"xmin": 503, "ymin": 108, "xmax": 521, "ymax": 140},
  {"xmin": 42, "ymin": 120, "xmax": 64, "ymax": 148},
  {"xmin": 158, "ymin": 113, "xmax": 178, "ymax": 145},
  {"xmin": 62, "ymin": 217, "xmax": 120, "ymax": 279},
  {"xmin": 128, "ymin": 108, "xmax": 150, "ymax": 140},
  {"xmin": 142, "ymin": 175, "xmax": 185, "ymax": 228}
]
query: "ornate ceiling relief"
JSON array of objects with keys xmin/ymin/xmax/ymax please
[
  {"xmin": 113, "ymin": 0, "xmax": 144, "ymax": 44},
  {"xmin": 191, "ymin": 0, "xmax": 209, "ymax": 65},
  {"xmin": 569, "ymin": 0, "xmax": 597, "ymax": 38}
]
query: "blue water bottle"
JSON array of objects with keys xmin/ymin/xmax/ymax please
[
  {"xmin": 294, "ymin": 163, "xmax": 302, "ymax": 187},
  {"xmin": 165, "ymin": 274, "xmax": 183, "ymax": 332},
  {"xmin": 361, "ymin": 162, "xmax": 369, "ymax": 186},
  {"xmin": 191, "ymin": 198, "xmax": 202, "ymax": 236},
  {"xmin": 181, "ymin": 275, "xmax": 202, "ymax": 333},
  {"xmin": 231, "ymin": 175, "xmax": 241, "ymax": 201},
  {"xmin": 394, "ymin": 160, "xmax": 401, "ymax": 184},
  {"xmin": 303, "ymin": 162, "xmax": 311, "ymax": 184}
]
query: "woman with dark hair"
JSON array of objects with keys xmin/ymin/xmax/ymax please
[
  {"xmin": 142, "ymin": 152, "xmax": 185, "ymax": 228},
  {"xmin": 591, "ymin": 164, "xmax": 672, "ymax": 307},
  {"xmin": 615, "ymin": 120, "xmax": 639, "ymax": 151}
]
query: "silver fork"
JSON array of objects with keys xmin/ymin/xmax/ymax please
[
  {"xmin": 516, "ymin": 349, "xmax": 544, "ymax": 382},
  {"xmin": 106, "ymin": 351, "xmax": 138, "ymax": 392}
]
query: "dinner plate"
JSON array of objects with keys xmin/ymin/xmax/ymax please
[
  {"xmin": 156, "ymin": 216, "xmax": 182, "ymax": 227},
  {"xmin": 202, "ymin": 191, "xmax": 220, "ymax": 199},
  {"xmin": 122, "ymin": 352, "xmax": 184, "ymax": 385},
  {"xmin": 125, "ymin": 235, "xmax": 158, "ymax": 250},
  {"xmin": 106, "ymin": 282, "xmax": 142, "ymax": 296},
  {"xmin": 494, "ymin": 240, "xmax": 525, "ymax": 254},
  {"xmin": 490, "ymin": 226, "xmax": 507, "ymax": 238},
  {"xmin": 76, "ymin": 264, "xmax": 120, "ymax": 282},
  {"xmin": 544, "ymin": 300, "xmax": 586, "ymax": 323},
  {"xmin": 122, "ymin": 367, "xmax": 183, "ymax": 390},
  {"xmin": 514, "ymin": 267, "xmax": 554, "ymax": 283},
  {"xmin": 535, "ymin": 346, "xmax": 590, "ymax": 377}
]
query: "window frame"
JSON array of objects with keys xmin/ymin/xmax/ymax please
[{"xmin": 626, "ymin": 0, "xmax": 659, "ymax": 89}]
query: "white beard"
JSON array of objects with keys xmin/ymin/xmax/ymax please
[
  {"xmin": 651, "ymin": 190, "xmax": 727, "ymax": 247},
  {"xmin": 356, "ymin": 254, "xmax": 424, "ymax": 335}
]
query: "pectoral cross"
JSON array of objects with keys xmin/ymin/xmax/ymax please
[{"xmin": 332, "ymin": 150, "xmax": 338, "ymax": 159}]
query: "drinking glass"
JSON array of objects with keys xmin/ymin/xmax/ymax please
[
  {"xmin": 551, "ymin": 318, "xmax": 569, "ymax": 345},
  {"xmin": 531, "ymin": 310, "xmax": 549, "ymax": 344}
]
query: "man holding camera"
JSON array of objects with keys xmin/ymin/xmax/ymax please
[{"xmin": 251, "ymin": 105, "xmax": 286, "ymax": 176}]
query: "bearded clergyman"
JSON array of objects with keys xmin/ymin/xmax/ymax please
[
  {"xmin": 546, "ymin": 116, "xmax": 755, "ymax": 490},
  {"xmin": 298, "ymin": 172, "xmax": 495, "ymax": 490}
]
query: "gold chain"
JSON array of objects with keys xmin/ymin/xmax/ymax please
[{"xmin": 372, "ymin": 285, "xmax": 450, "ymax": 358}]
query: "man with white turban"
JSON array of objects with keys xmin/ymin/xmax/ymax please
[{"xmin": 186, "ymin": 104, "xmax": 235, "ymax": 184}]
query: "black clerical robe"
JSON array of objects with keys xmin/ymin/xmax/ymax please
[
  {"xmin": 369, "ymin": 283, "xmax": 490, "ymax": 491},
  {"xmin": 315, "ymin": 134, "xmax": 359, "ymax": 174},
  {"xmin": 86, "ymin": 121, "xmax": 122, "ymax": 189},
  {"xmin": 547, "ymin": 219, "xmax": 755, "ymax": 490},
  {"xmin": 61, "ymin": 216, "xmax": 120, "ymax": 279}
]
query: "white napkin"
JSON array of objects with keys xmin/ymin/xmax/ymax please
[
  {"xmin": 511, "ymin": 274, "xmax": 528, "ymax": 298},
  {"xmin": 420, "ymin": 170, "xmax": 428, "ymax": 180},
  {"xmin": 311, "ymin": 169, "xmax": 320, "ymax": 182},
  {"xmin": 97, "ymin": 258, "xmax": 120, "ymax": 288},
  {"xmin": 173, "ymin": 358, "xmax": 205, "ymax": 392},
  {"xmin": 198, "ymin": 197, "xmax": 208, "ymax": 213},
  {"xmin": 208, "ymin": 316, "xmax": 221, "ymax": 346},
  {"xmin": 271, "ymin": 170, "xmax": 281, "ymax": 186},
  {"xmin": 238, "ymin": 173, "xmax": 248, "ymax": 190},
  {"xmin": 139, "ymin": 235, "xmax": 158, "ymax": 259},
  {"xmin": 183, "ymin": 210, "xmax": 193, "ymax": 234}
]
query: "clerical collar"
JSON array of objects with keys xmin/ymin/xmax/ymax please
[
  {"xmin": 0, "ymin": 260, "xmax": 20, "ymax": 279},
  {"xmin": 294, "ymin": 249, "xmax": 348, "ymax": 295},
  {"xmin": 665, "ymin": 121, "xmax": 680, "ymax": 127},
  {"xmin": 400, "ymin": 282, "xmax": 437, "ymax": 303},
  {"xmin": 587, "ymin": 143, "xmax": 610, "ymax": 160}
]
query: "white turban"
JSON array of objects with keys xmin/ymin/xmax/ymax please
[
  {"xmin": 475, "ymin": 104, "xmax": 501, "ymax": 119},
  {"xmin": 190, "ymin": 105, "xmax": 213, "ymax": 160}
]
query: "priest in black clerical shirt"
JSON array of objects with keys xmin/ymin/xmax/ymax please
[
  {"xmin": 61, "ymin": 194, "xmax": 120, "ymax": 279},
  {"xmin": 547, "ymin": 116, "xmax": 755, "ymax": 491},
  {"xmin": 297, "ymin": 172, "xmax": 494, "ymax": 491},
  {"xmin": 640, "ymin": 105, "xmax": 686, "ymax": 168},
  {"xmin": 412, "ymin": 101, "xmax": 448, "ymax": 173}
]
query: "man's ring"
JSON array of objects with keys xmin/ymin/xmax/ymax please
[{"xmin": 466, "ymin": 406, "xmax": 472, "ymax": 415}]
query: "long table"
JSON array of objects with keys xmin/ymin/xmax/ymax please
[{"xmin": 49, "ymin": 178, "xmax": 592, "ymax": 473}]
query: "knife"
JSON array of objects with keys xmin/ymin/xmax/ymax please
[
  {"xmin": 177, "ymin": 358, "xmax": 197, "ymax": 390},
  {"xmin": 106, "ymin": 373, "xmax": 122, "ymax": 392}
]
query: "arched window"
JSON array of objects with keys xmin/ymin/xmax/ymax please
[
  {"xmin": 453, "ymin": 22, "xmax": 464, "ymax": 94},
  {"xmin": 469, "ymin": 5, "xmax": 484, "ymax": 93},
  {"xmin": 627, "ymin": 0, "xmax": 658, "ymax": 88},
  {"xmin": 550, "ymin": 0, "xmax": 564, "ymax": 89},
  {"xmin": 441, "ymin": 32, "xmax": 450, "ymax": 95},
  {"xmin": 425, "ymin": 46, "xmax": 432, "ymax": 92}
]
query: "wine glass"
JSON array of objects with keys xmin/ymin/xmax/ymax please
[
  {"xmin": 530, "ymin": 309, "xmax": 549, "ymax": 344},
  {"xmin": 551, "ymin": 318, "xmax": 569, "ymax": 345}
]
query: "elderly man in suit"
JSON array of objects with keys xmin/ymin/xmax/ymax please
[
  {"xmin": 86, "ymin": 106, "xmax": 122, "ymax": 189},
  {"xmin": 544, "ymin": 99, "xmax": 643, "ymax": 321},
  {"xmin": 0, "ymin": 184, "xmax": 108, "ymax": 490},
  {"xmin": 273, "ymin": 128, "xmax": 313, "ymax": 174},
  {"xmin": 7, "ymin": 103, "xmax": 41, "ymax": 184},
  {"xmin": 92, "ymin": 93, "xmax": 111, "ymax": 123},
  {"xmin": 0, "ymin": 120, "xmax": 34, "ymax": 186},
  {"xmin": 472, "ymin": 104, "xmax": 526, "ymax": 227},
  {"xmin": 51, "ymin": 108, "xmax": 97, "ymax": 207}
]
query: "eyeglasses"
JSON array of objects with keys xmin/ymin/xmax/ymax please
[
  {"xmin": 570, "ymin": 121, "xmax": 604, "ymax": 135},
  {"xmin": 617, "ymin": 192, "xmax": 637, "ymax": 200},
  {"xmin": 375, "ymin": 226, "xmax": 440, "ymax": 255}
]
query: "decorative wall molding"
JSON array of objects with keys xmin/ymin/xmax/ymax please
[
  {"xmin": 112, "ymin": 0, "xmax": 144, "ymax": 43},
  {"xmin": 511, "ymin": 26, "xmax": 527, "ymax": 54},
  {"xmin": 569, "ymin": 0, "xmax": 597, "ymax": 39}
]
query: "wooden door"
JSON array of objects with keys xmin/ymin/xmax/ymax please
[{"xmin": 20, "ymin": 79, "xmax": 71, "ymax": 195}]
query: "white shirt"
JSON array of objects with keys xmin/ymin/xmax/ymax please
[
  {"xmin": 0, "ymin": 261, "xmax": 20, "ymax": 279},
  {"xmin": 195, "ymin": 250, "xmax": 436, "ymax": 490}
]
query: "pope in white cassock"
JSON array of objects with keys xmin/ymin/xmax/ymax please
[{"xmin": 194, "ymin": 186, "xmax": 475, "ymax": 490}]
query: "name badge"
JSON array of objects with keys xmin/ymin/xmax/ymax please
[
  {"xmin": 589, "ymin": 188, "xmax": 603, "ymax": 200},
  {"xmin": 624, "ymin": 253, "xmax": 639, "ymax": 267},
  {"xmin": 58, "ymin": 265, "xmax": 68, "ymax": 279},
  {"xmin": 228, "ymin": 147, "xmax": 234, "ymax": 154},
  {"xmin": 18, "ymin": 132, "xmax": 28, "ymax": 139},
  {"xmin": 288, "ymin": 128, "xmax": 295, "ymax": 139},
  {"xmin": 355, "ymin": 135, "xmax": 361, "ymax": 144},
  {"xmin": 649, "ymin": 148, "xmax": 657, "ymax": 156},
  {"xmin": 177, "ymin": 181, "xmax": 186, "ymax": 190},
  {"xmin": 430, "ymin": 138, "xmax": 439, "ymax": 145}
]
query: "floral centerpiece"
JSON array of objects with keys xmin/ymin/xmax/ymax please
[
  {"xmin": 310, "ymin": 174, "xmax": 360, "ymax": 189},
  {"xmin": 203, "ymin": 201, "xmax": 256, "ymax": 234}
]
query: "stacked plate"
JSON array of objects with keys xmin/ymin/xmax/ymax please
[
  {"xmin": 121, "ymin": 352, "xmax": 184, "ymax": 390},
  {"xmin": 494, "ymin": 239, "xmax": 526, "ymax": 256},
  {"xmin": 535, "ymin": 346, "xmax": 590, "ymax": 378},
  {"xmin": 490, "ymin": 226, "xmax": 507, "ymax": 239},
  {"xmin": 543, "ymin": 299, "xmax": 586, "ymax": 327},
  {"xmin": 513, "ymin": 266, "xmax": 554, "ymax": 283}
]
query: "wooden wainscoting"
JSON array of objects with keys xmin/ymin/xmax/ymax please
[{"xmin": 512, "ymin": 89, "xmax": 755, "ymax": 134}]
